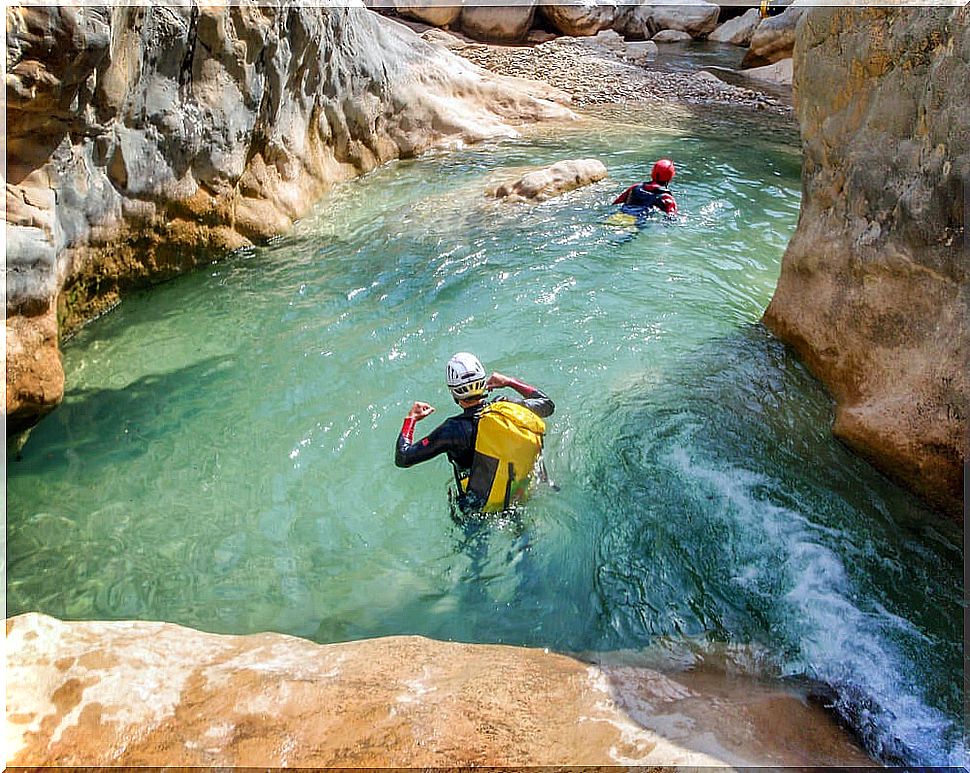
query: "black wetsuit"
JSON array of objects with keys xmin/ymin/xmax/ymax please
[{"xmin": 395, "ymin": 387, "xmax": 555, "ymax": 508}]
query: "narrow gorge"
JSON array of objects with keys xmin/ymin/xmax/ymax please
[{"xmin": 5, "ymin": 2, "xmax": 966, "ymax": 768}]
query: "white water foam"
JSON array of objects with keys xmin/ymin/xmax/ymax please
[{"xmin": 669, "ymin": 446, "xmax": 968, "ymax": 767}]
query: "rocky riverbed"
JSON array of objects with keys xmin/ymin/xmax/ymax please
[{"xmin": 428, "ymin": 30, "xmax": 792, "ymax": 114}]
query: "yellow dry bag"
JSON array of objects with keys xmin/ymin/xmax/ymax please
[{"xmin": 461, "ymin": 400, "xmax": 546, "ymax": 512}]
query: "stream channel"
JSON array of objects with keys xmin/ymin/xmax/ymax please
[{"xmin": 6, "ymin": 104, "xmax": 965, "ymax": 766}]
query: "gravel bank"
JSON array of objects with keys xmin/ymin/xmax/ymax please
[{"xmin": 439, "ymin": 35, "xmax": 791, "ymax": 116}]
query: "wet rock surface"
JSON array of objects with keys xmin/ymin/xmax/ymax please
[
  {"xmin": 6, "ymin": 613, "xmax": 874, "ymax": 767},
  {"xmin": 488, "ymin": 158, "xmax": 609, "ymax": 200},
  {"xmin": 763, "ymin": 5, "xmax": 969, "ymax": 519}
]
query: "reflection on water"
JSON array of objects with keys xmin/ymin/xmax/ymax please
[{"xmin": 6, "ymin": 104, "xmax": 963, "ymax": 765}]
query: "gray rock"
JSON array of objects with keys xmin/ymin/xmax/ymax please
[
  {"xmin": 395, "ymin": 0, "xmax": 462, "ymax": 28},
  {"xmin": 652, "ymin": 29, "xmax": 692, "ymax": 43},
  {"xmin": 708, "ymin": 7, "xmax": 761, "ymax": 46},
  {"xmin": 539, "ymin": 0, "xmax": 617, "ymax": 37},
  {"xmin": 614, "ymin": 0, "xmax": 720, "ymax": 40},
  {"xmin": 742, "ymin": 4, "xmax": 806, "ymax": 68},
  {"xmin": 624, "ymin": 40, "xmax": 659, "ymax": 63},
  {"xmin": 460, "ymin": 3, "xmax": 537, "ymax": 42}
]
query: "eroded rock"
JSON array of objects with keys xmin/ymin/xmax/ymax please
[
  {"xmin": 614, "ymin": 0, "xmax": 720, "ymax": 40},
  {"xmin": 461, "ymin": 2, "xmax": 537, "ymax": 41},
  {"xmin": 763, "ymin": 5, "xmax": 969, "ymax": 519},
  {"xmin": 742, "ymin": 4, "xmax": 807, "ymax": 68},
  {"xmin": 4, "ymin": 4, "xmax": 573, "ymax": 431},
  {"xmin": 709, "ymin": 7, "xmax": 762, "ymax": 46},
  {"xmin": 6, "ymin": 613, "xmax": 875, "ymax": 767},
  {"xmin": 488, "ymin": 158, "xmax": 609, "ymax": 200},
  {"xmin": 539, "ymin": 0, "xmax": 617, "ymax": 37}
]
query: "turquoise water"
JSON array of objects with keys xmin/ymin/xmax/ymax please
[{"xmin": 7, "ymin": 106, "xmax": 965, "ymax": 765}]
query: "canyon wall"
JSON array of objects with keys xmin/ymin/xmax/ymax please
[
  {"xmin": 4, "ymin": 3, "xmax": 572, "ymax": 433},
  {"xmin": 763, "ymin": 5, "xmax": 968, "ymax": 519}
]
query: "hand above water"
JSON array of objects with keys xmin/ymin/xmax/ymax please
[
  {"xmin": 407, "ymin": 401, "xmax": 435, "ymax": 421},
  {"xmin": 486, "ymin": 372, "xmax": 512, "ymax": 391}
]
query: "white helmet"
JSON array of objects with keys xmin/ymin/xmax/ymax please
[{"xmin": 446, "ymin": 352, "xmax": 487, "ymax": 401}]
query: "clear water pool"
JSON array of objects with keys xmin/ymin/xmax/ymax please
[{"xmin": 7, "ymin": 105, "xmax": 964, "ymax": 766}]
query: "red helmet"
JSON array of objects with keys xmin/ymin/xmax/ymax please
[{"xmin": 651, "ymin": 159, "xmax": 676, "ymax": 184}]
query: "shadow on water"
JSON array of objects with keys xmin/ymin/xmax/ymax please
[
  {"xmin": 579, "ymin": 323, "xmax": 964, "ymax": 766},
  {"xmin": 9, "ymin": 354, "xmax": 238, "ymax": 475}
]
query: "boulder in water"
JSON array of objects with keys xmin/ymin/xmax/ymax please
[
  {"xmin": 395, "ymin": 0, "xmax": 463, "ymax": 28},
  {"xmin": 488, "ymin": 158, "xmax": 609, "ymax": 201}
]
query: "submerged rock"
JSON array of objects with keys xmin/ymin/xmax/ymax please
[
  {"xmin": 488, "ymin": 159, "xmax": 609, "ymax": 201},
  {"xmin": 763, "ymin": 5, "xmax": 968, "ymax": 519},
  {"xmin": 4, "ymin": 4, "xmax": 573, "ymax": 432},
  {"xmin": 6, "ymin": 613, "xmax": 875, "ymax": 767}
]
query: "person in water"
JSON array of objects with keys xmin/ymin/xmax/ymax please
[
  {"xmin": 395, "ymin": 352, "xmax": 554, "ymax": 513},
  {"xmin": 613, "ymin": 158, "xmax": 678, "ymax": 216}
]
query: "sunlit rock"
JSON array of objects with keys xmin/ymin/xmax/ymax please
[
  {"xmin": 395, "ymin": 0, "xmax": 463, "ymax": 28},
  {"xmin": 539, "ymin": 0, "xmax": 617, "ymax": 37},
  {"xmin": 652, "ymin": 29, "xmax": 692, "ymax": 43},
  {"xmin": 488, "ymin": 159, "xmax": 609, "ymax": 201},
  {"xmin": 6, "ymin": 613, "xmax": 875, "ymax": 767},
  {"xmin": 460, "ymin": 2, "xmax": 537, "ymax": 42},
  {"xmin": 709, "ymin": 7, "xmax": 762, "ymax": 46},
  {"xmin": 763, "ymin": 5, "xmax": 968, "ymax": 519},
  {"xmin": 741, "ymin": 4, "xmax": 807, "ymax": 68},
  {"xmin": 614, "ymin": 0, "xmax": 720, "ymax": 41}
]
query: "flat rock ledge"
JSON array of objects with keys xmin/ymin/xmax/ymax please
[
  {"xmin": 488, "ymin": 159, "xmax": 609, "ymax": 201},
  {"xmin": 6, "ymin": 613, "xmax": 874, "ymax": 767}
]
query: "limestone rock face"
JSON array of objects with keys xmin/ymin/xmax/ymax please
[
  {"xmin": 6, "ymin": 613, "xmax": 874, "ymax": 767},
  {"xmin": 742, "ymin": 4, "xmax": 807, "ymax": 68},
  {"xmin": 4, "ymin": 3, "xmax": 572, "ymax": 432},
  {"xmin": 539, "ymin": 0, "xmax": 617, "ymax": 37},
  {"xmin": 763, "ymin": 6, "xmax": 969, "ymax": 519},
  {"xmin": 614, "ymin": 0, "xmax": 720, "ymax": 40},
  {"xmin": 488, "ymin": 158, "xmax": 609, "ymax": 200},
  {"xmin": 461, "ymin": 2, "xmax": 537, "ymax": 42},
  {"xmin": 709, "ymin": 7, "xmax": 762, "ymax": 46}
]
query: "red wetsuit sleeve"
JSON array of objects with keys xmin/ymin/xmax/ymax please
[
  {"xmin": 400, "ymin": 417, "xmax": 416, "ymax": 444},
  {"xmin": 660, "ymin": 194, "xmax": 678, "ymax": 215},
  {"xmin": 612, "ymin": 184, "xmax": 638, "ymax": 205}
]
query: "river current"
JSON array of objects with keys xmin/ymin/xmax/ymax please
[{"xmin": 7, "ymin": 105, "xmax": 965, "ymax": 766}]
